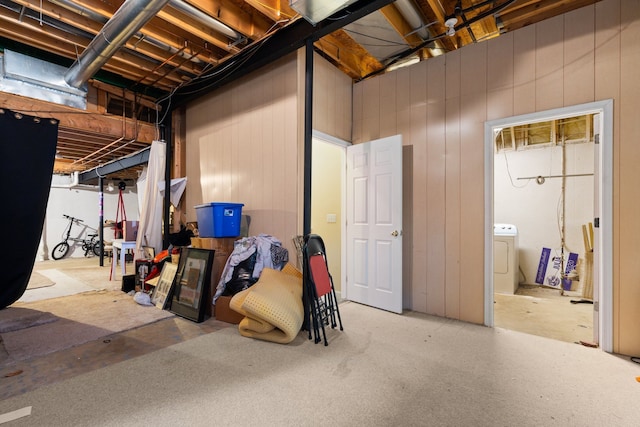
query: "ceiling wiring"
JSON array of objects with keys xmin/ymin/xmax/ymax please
[
  {"xmin": 358, "ymin": 0, "xmax": 519, "ymax": 81},
  {"xmin": 0, "ymin": 0, "xmax": 596, "ymax": 182},
  {"xmin": 501, "ymin": 151, "xmax": 531, "ymax": 189}
]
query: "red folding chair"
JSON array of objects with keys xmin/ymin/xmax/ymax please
[{"xmin": 303, "ymin": 234, "xmax": 343, "ymax": 345}]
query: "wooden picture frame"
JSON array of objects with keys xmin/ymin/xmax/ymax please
[
  {"xmin": 150, "ymin": 262, "xmax": 178, "ymax": 309},
  {"xmin": 142, "ymin": 245, "xmax": 156, "ymax": 260},
  {"xmin": 169, "ymin": 248, "xmax": 214, "ymax": 323}
]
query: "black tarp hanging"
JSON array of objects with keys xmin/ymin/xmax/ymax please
[{"xmin": 0, "ymin": 108, "xmax": 58, "ymax": 309}]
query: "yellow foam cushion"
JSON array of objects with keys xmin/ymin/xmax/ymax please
[{"xmin": 230, "ymin": 265, "xmax": 303, "ymax": 344}]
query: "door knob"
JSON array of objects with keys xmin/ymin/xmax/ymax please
[{"xmin": 391, "ymin": 230, "xmax": 399, "ymax": 237}]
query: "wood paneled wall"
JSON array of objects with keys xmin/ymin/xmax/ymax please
[
  {"xmin": 312, "ymin": 53, "xmax": 352, "ymax": 142},
  {"xmin": 353, "ymin": 0, "xmax": 640, "ymax": 355},
  {"xmin": 184, "ymin": 51, "xmax": 353, "ymax": 264},
  {"xmin": 185, "ymin": 54, "xmax": 301, "ymax": 256}
]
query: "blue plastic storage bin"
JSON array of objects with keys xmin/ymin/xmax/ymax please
[{"xmin": 195, "ymin": 202, "xmax": 244, "ymax": 238}]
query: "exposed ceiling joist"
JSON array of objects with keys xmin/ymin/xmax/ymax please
[
  {"xmin": 79, "ymin": 145, "xmax": 150, "ymax": 183},
  {"xmin": 0, "ymin": 0, "xmax": 601, "ymax": 180},
  {"xmin": 171, "ymin": 0, "xmax": 397, "ymax": 106}
]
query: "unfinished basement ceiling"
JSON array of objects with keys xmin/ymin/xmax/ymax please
[{"xmin": 0, "ymin": 0, "xmax": 600, "ymax": 179}]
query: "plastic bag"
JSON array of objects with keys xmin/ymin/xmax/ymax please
[{"xmin": 133, "ymin": 291, "xmax": 153, "ymax": 306}]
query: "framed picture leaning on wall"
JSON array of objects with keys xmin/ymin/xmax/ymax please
[
  {"xmin": 169, "ymin": 248, "xmax": 214, "ymax": 323},
  {"xmin": 151, "ymin": 262, "xmax": 178, "ymax": 310}
]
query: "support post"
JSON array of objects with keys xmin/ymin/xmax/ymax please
[
  {"xmin": 99, "ymin": 176, "xmax": 105, "ymax": 266},
  {"xmin": 161, "ymin": 125, "xmax": 172, "ymax": 249},
  {"xmin": 303, "ymin": 38, "xmax": 313, "ymax": 237}
]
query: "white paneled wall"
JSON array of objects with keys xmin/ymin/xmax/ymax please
[
  {"xmin": 41, "ymin": 184, "xmax": 138, "ymax": 260},
  {"xmin": 185, "ymin": 52, "xmax": 352, "ymax": 260},
  {"xmin": 186, "ymin": 54, "xmax": 300, "ymax": 256},
  {"xmin": 353, "ymin": 0, "xmax": 640, "ymax": 355},
  {"xmin": 181, "ymin": 0, "xmax": 640, "ymax": 355}
]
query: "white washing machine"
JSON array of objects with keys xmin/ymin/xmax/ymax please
[{"xmin": 494, "ymin": 224, "xmax": 519, "ymax": 294}]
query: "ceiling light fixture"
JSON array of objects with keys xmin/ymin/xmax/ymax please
[{"xmin": 444, "ymin": 17, "xmax": 457, "ymax": 37}]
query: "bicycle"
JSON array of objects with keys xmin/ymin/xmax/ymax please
[{"xmin": 51, "ymin": 214, "xmax": 102, "ymax": 260}]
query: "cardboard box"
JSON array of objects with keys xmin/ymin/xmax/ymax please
[
  {"xmin": 190, "ymin": 237, "xmax": 236, "ymax": 253},
  {"xmin": 535, "ymin": 247, "xmax": 579, "ymax": 290},
  {"xmin": 190, "ymin": 237, "xmax": 236, "ymax": 317},
  {"xmin": 214, "ymin": 295, "xmax": 244, "ymax": 324}
]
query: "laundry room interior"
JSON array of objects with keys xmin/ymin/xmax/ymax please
[{"xmin": 492, "ymin": 113, "xmax": 596, "ymax": 344}]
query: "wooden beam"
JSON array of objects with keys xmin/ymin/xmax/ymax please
[
  {"xmin": 425, "ymin": 0, "xmax": 447, "ymax": 23},
  {"xmin": 498, "ymin": 0, "xmax": 599, "ymax": 32},
  {"xmin": 186, "ymin": 0, "xmax": 275, "ymax": 39},
  {"xmin": 249, "ymin": 0, "xmax": 280, "ymax": 20},
  {"xmin": 53, "ymin": 158, "xmax": 83, "ymax": 174},
  {"xmin": 172, "ymin": 0, "xmax": 397, "ymax": 106},
  {"xmin": 171, "ymin": 107, "xmax": 187, "ymax": 179},
  {"xmin": 0, "ymin": 92, "xmax": 156, "ymax": 143},
  {"xmin": 90, "ymin": 80, "xmax": 160, "ymax": 111},
  {"xmin": 315, "ymin": 31, "xmax": 383, "ymax": 78},
  {"xmin": 159, "ymin": 7, "xmax": 239, "ymax": 53}
]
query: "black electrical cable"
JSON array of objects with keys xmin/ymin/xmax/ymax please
[
  {"xmin": 153, "ymin": 20, "xmax": 283, "ymax": 127},
  {"xmin": 358, "ymin": 0, "xmax": 519, "ymax": 82},
  {"xmin": 631, "ymin": 356, "xmax": 640, "ymax": 364}
]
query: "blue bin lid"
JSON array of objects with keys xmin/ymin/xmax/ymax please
[{"xmin": 195, "ymin": 202, "xmax": 244, "ymax": 208}]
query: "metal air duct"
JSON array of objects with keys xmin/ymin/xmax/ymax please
[
  {"xmin": 50, "ymin": 0, "xmax": 203, "ymax": 65},
  {"xmin": 168, "ymin": 0, "xmax": 243, "ymax": 41},
  {"xmin": 394, "ymin": 0, "xmax": 429, "ymax": 39},
  {"xmin": 64, "ymin": 0, "xmax": 171, "ymax": 88}
]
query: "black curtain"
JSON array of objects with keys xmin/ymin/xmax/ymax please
[{"xmin": 0, "ymin": 108, "xmax": 58, "ymax": 309}]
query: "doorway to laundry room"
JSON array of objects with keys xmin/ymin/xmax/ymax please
[{"xmin": 486, "ymin": 101, "xmax": 613, "ymax": 349}]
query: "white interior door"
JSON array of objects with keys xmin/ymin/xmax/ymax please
[
  {"xmin": 345, "ymin": 135, "xmax": 402, "ymax": 314},
  {"xmin": 592, "ymin": 114, "xmax": 601, "ymax": 345}
]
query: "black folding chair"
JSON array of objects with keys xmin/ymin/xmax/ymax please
[{"xmin": 302, "ymin": 234, "xmax": 343, "ymax": 345}]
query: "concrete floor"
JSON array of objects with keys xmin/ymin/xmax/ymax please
[
  {"xmin": 2, "ymin": 257, "xmax": 231, "ymax": 401},
  {"xmin": 494, "ymin": 284, "xmax": 594, "ymax": 345},
  {"xmin": 1, "ymin": 257, "xmax": 596, "ymax": 403},
  {"xmin": 30, "ymin": 257, "xmax": 594, "ymax": 345}
]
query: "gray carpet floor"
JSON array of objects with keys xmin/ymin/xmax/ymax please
[{"xmin": 0, "ymin": 301, "xmax": 639, "ymax": 426}]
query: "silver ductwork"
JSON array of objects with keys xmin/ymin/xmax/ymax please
[
  {"xmin": 1, "ymin": 50, "xmax": 87, "ymax": 109},
  {"xmin": 394, "ymin": 0, "xmax": 430, "ymax": 39},
  {"xmin": 64, "ymin": 0, "xmax": 171, "ymax": 88},
  {"xmin": 168, "ymin": 0, "xmax": 242, "ymax": 41},
  {"xmin": 50, "ymin": 0, "xmax": 203, "ymax": 65}
]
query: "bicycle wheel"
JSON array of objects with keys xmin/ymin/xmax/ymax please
[
  {"xmin": 92, "ymin": 241, "xmax": 102, "ymax": 257},
  {"xmin": 52, "ymin": 242, "xmax": 70, "ymax": 260}
]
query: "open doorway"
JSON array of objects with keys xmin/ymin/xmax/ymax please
[
  {"xmin": 310, "ymin": 131, "xmax": 348, "ymax": 300},
  {"xmin": 484, "ymin": 100, "xmax": 613, "ymax": 352}
]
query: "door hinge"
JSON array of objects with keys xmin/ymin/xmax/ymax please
[
  {"xmin": 594, "ymin": 134, "xmax": 600, "ymax": 144},
  {"xmin": 594, "ymin": 301, "xmax": 599, "ymax": 312},
  {"xmin": 594, "ymin": 217, "xmax": 600, "ymax": 228}
]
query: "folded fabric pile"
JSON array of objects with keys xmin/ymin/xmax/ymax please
[
  {"xmin": 213, "ymin": 234, "xmax": 289, "ymax": 304},
  {"xmin": 229, "ymin": 264, "xmax": 303, "ymax": 344}
]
